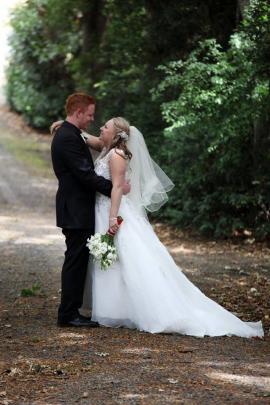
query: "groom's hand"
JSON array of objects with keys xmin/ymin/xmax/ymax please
[{"xmin": 122, "ymin": 180, "xmax": 131, "ymax": 195}]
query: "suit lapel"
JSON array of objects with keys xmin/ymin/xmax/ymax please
[
  {"xmin": 62, "ymin": 121, "xmax": 95, "ymax": 169},
  {"xmin": 76, "ymin": 132, "xmax": 94, "ymax": 168}
]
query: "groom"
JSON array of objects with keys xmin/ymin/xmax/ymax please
[{"xmin": 51, "ymin": 93, "xmax": 128, "ymax": 327}]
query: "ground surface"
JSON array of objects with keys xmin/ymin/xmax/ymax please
[{"xmin": 0, "ymin": 107, "xmax": 270, "ymax": 405}]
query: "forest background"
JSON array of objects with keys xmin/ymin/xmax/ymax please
[{"xmin": 6, "ymin": 0, "xmax": 270, "ymax": 239}]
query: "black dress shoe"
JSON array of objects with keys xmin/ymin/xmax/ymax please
[
  {"xmin": 79, "ymin": 314, "xmax": 91, "ymax": 321},
  {"xmin": 78, "ymin": 315, "xmax": 99, "ymax": 326},
  {"xmin": 57, "ymin": 317, "xmax": 99, "ymax": 327}
]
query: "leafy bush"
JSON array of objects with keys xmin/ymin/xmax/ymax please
[{"xmin": 153, "ymin": 0, "xmax": 270, "ymax": 238}]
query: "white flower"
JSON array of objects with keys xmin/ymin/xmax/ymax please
[
  {"xmin": 100, "ymin": 245, "xmax": 107, "ymax": 254},
  {"xmin": 86, "ymin": 231, "xmax": 119, "ymax": 270}
]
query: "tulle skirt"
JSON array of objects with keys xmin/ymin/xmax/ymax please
[{"xmin": 82, "ymin": 194, "xmax": 264, "ymax": 338}]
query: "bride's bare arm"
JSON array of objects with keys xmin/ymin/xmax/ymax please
[
  {"xmin": 50, "ymin": 120, "xmax": 104, "ymax": 151},
  {"xmin": 50, "ymin": 120, "xmax": 64, "ymax": 135},
  {"xmin": 109, "ymin": 150, "xmax": 127, "ymax": 229},
  {"xmin": 83, "ymin": 132, "xmax": 104, "ymax": 152}
]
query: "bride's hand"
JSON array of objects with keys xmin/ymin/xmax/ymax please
[
  {"xmin": 50, "ymin": 120, "xmax": 64, "ymax": 135},
  {"xmin": 109, "ymin": 217, "xmax": 119, "ymax": 234},
  {"xmin": 84, "ymin": 134, "xmax": 104, "ymax": 151}
]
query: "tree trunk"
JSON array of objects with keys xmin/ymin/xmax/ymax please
[
  {"xmin": 237, "ymin": 0, "xmax": 250, "ymax": 19},
  {"xmin": 77, "ymin": 0, "xmax": 108, "ymax": 86},
  {"xmin": 253, "ymin": 113, "xmax": 270, "ymax": 171},
  {"xmin": 82, "ymin": 0, "xmax": 107, "ymax": 54}
]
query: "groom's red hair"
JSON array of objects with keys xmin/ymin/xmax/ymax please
[{"xmin": 65, "ymin": 93, "xmax": 96, "ymax": 115}]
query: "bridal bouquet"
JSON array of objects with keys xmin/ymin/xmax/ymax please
[{"xmin": 86, "ymin": 216, "xmax": 123, "ymax": 270}]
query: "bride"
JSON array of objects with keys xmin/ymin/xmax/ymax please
[{"xmin": 53, "ymin": 117, "xmax": 264, "ymax": 338}]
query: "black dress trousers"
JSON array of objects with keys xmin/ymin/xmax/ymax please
[{"xmin": 58, "ymin": 229, "xmax": 91, "ymax": 323}]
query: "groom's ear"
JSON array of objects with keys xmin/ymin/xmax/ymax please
[{"xmin": 76, "ymin": 108, "xmax": 83, "ymax": 118}]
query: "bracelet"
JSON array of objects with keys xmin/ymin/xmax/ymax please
[{"xmin": 109, "ymin": 217, "xmax": 117, "ymax": 221}]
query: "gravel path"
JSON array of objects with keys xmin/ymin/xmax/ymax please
[{"xmin": 0, "ymin": 118, "xmax": 269, "ymax": 405}]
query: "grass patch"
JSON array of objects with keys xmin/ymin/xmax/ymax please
[
  {"xmin": 0, "ymin": 130, "xmax": 52, "ymax": 178},
  {"xmin": 21, "ymin": 284, "xmax": 42, "ymax": 297}
]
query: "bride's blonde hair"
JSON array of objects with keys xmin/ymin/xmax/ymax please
[{"xmin": 111, "ymin": 117, "xmax": 132, "ymax": 160}]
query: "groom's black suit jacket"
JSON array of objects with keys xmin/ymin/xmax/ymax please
[{"xmin": 51, "ymin": 121, "xmax": 112, "ymax": 232}]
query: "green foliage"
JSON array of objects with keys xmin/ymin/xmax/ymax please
[
  {"xmin": 90, "ymin": 0, "xmax": 150, "ymax": 133},
  {"xmin": 153, "ymin": 0, "xmax": 270, "ymax": 238},
  {"xmin": 6, "ymin": 0, "xmax": 79, "ymax": 127},
  {"xmin": 6, "ymin": 0, "xmax": 236, "ymax": 151}
]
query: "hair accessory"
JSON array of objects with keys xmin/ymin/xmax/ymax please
[{"xmin": 118, "ymin": 130, "xmax": 129, "ymax": 141}]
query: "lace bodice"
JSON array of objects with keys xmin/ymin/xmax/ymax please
[
  {"xmin": 94, "ymin": 148, "xmax": 114, "ymax": 180},
  {"xmin": 95, "ymin": 148, "xmax": 130, "ymax": 209},
  {"xmin": 94, "ymin": 148, "xmax": 150, "ymax": 222},
  {"xmin": 95, "ymin": 148, "xmax": 131, "ymax": 180}
]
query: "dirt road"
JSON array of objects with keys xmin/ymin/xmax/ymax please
[{"xmin": 0, "ymin": 112, "xmax": 269, "ymax": 405}]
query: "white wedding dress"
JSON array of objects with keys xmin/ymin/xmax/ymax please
[{"xmin": 82, "ymin": 148, "xmax": 264, "ymax": 338}]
